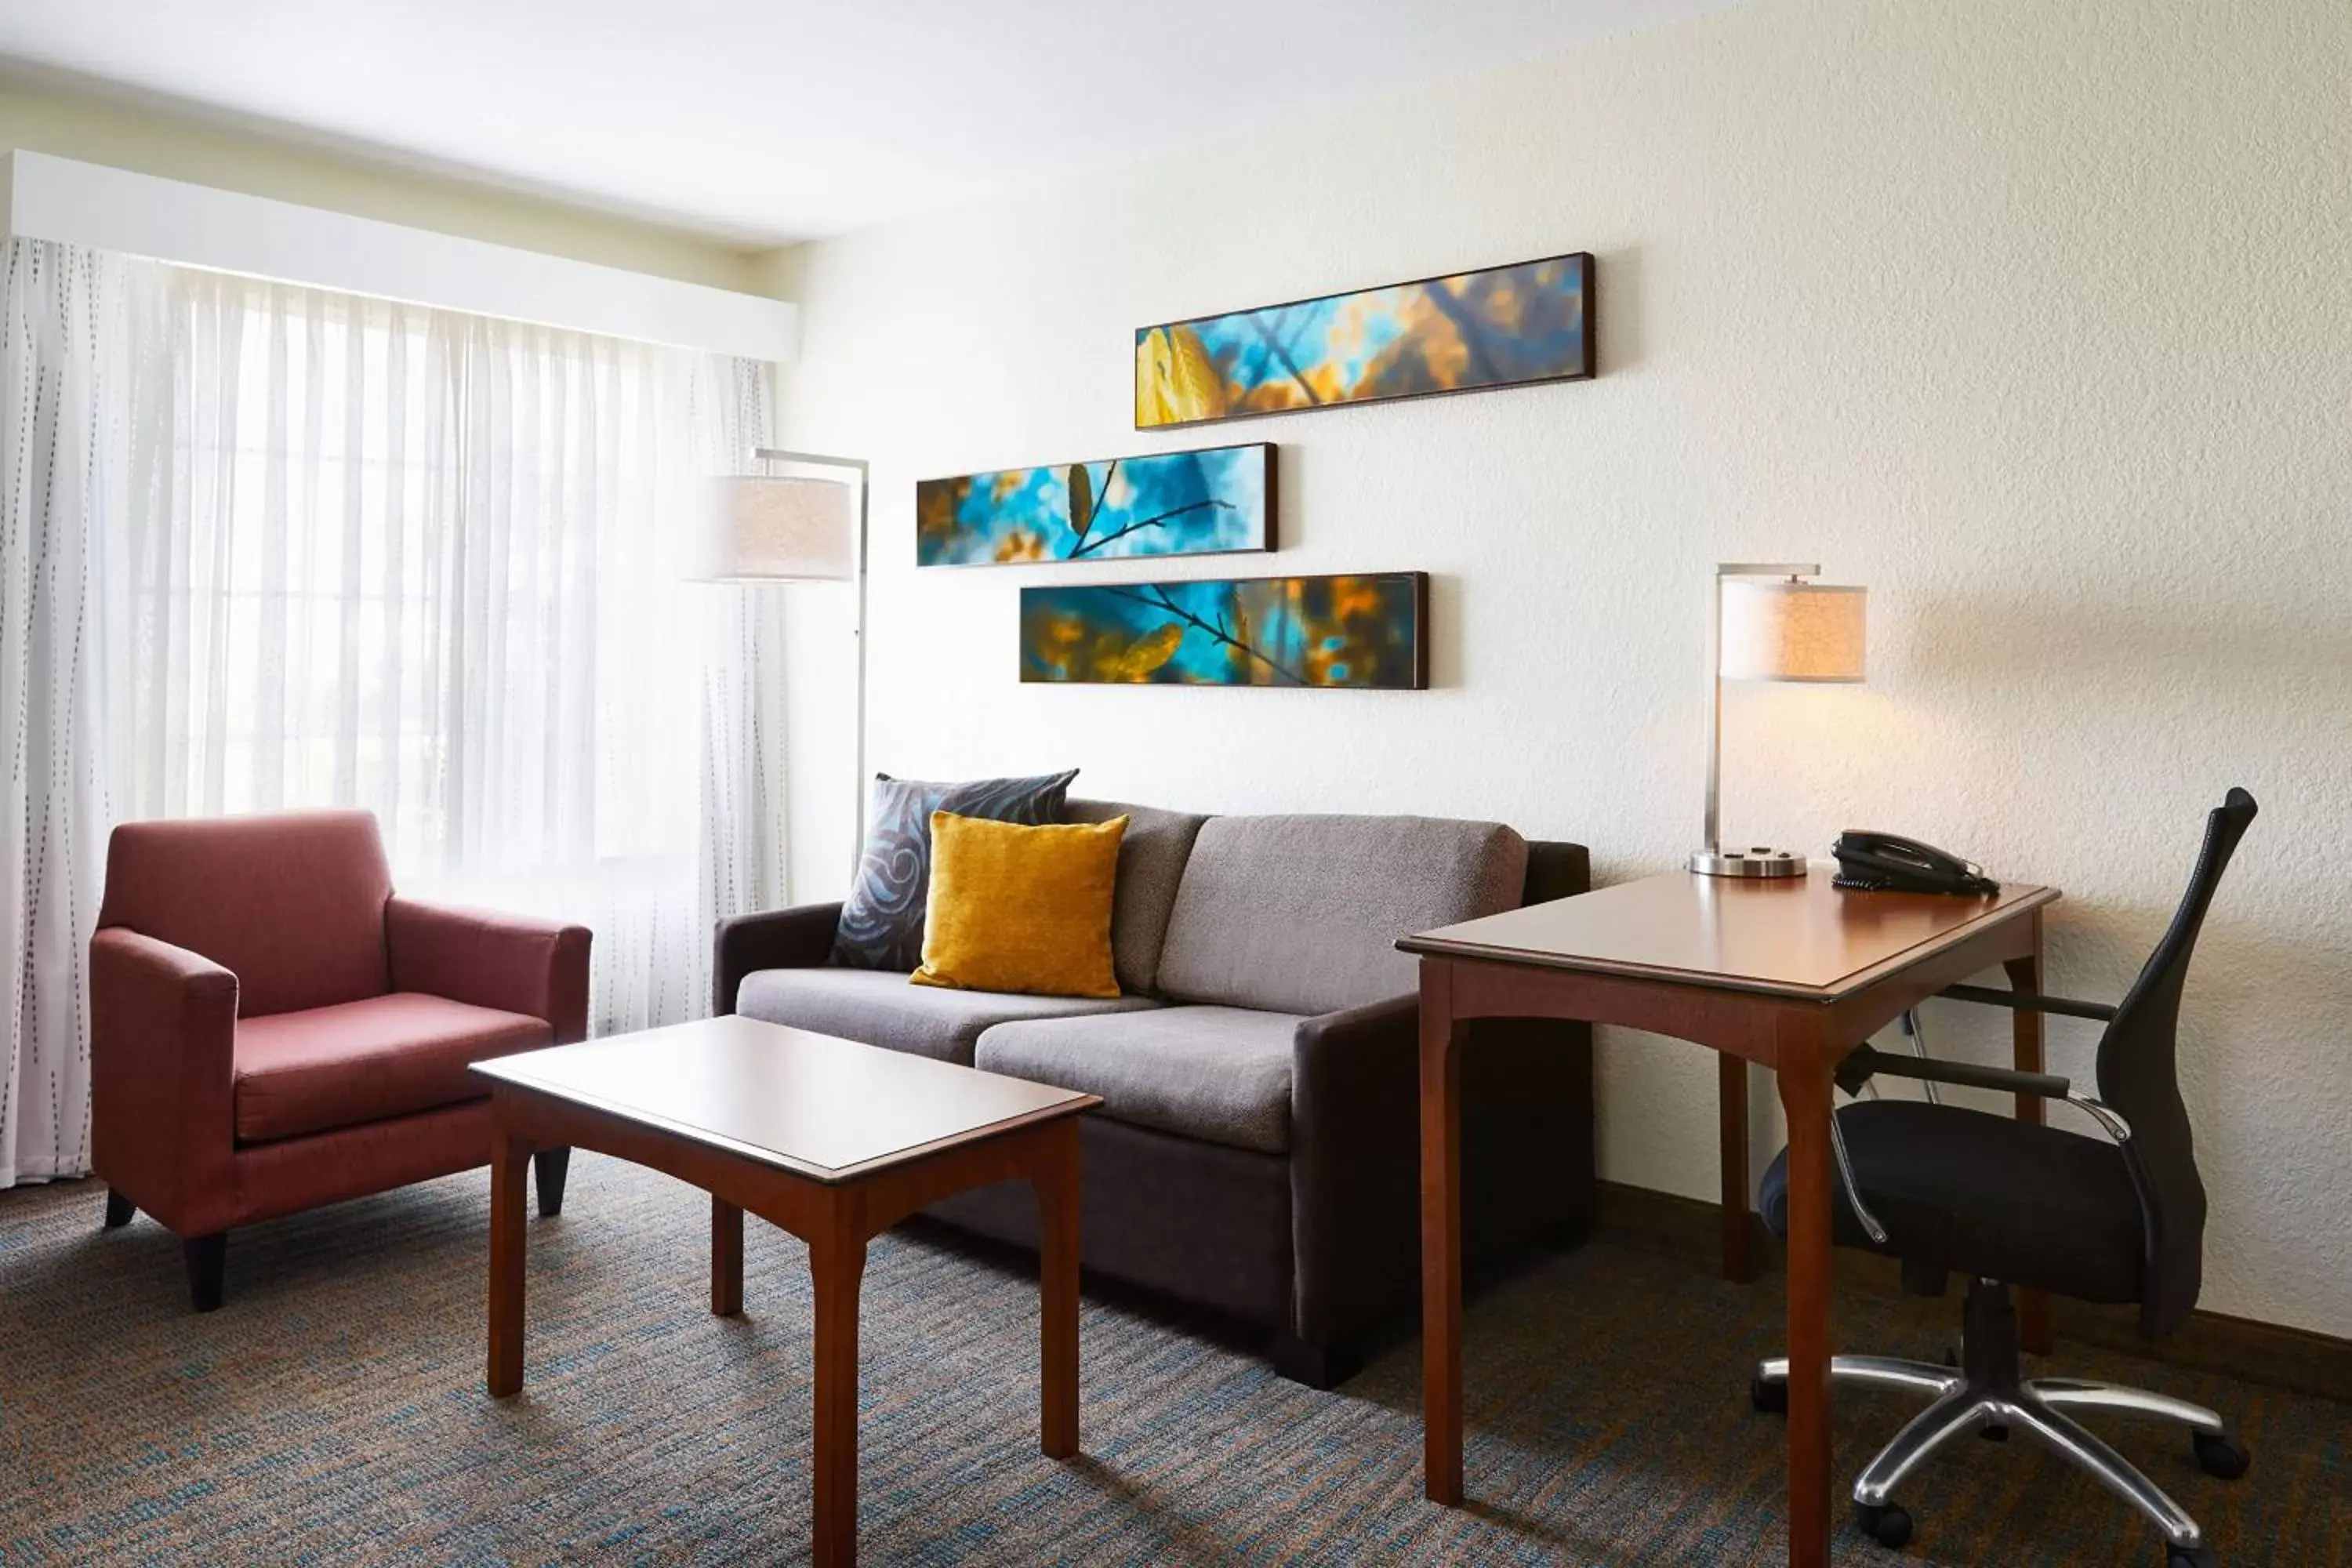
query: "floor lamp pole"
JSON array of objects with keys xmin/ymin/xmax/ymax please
[{"xmin": 753, "ymin": 447, "xmax": 869, "ymax": 886}]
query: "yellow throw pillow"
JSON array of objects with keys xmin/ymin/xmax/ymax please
[{"xmin": 912, "ymin": 811, "xmax": 1129, "ymax": 998}]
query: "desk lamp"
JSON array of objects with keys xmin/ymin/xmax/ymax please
[{"xmin": 1690, "ymin": 562, "xmax": 1867, "ymax": 878}]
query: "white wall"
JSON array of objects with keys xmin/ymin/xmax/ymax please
[{"xmin": 768, "ymin": 0, "xmax": 2352, "ymax": 1335}]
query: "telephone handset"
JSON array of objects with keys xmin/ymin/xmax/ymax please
[{"xmin": 1831, "ymin": 830, "xmax": 2000, "ymax": 896}]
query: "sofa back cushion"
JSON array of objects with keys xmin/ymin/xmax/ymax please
[
  {"xmin": 97, "ymin": 810, "xmax": 394, "ymax": 1018},
  {"xmin": 1156, "ymin": 814, "xmax": 1529, "ymax": 1016},
  {"xmin": 1065, "ymin": 797, "xmax": 1209, "ymax": 996}
]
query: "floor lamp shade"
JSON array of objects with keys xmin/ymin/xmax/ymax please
[
  {"xmin": 1719, "ymin": 580, "xmax": 1867, "ymax": 682},
  {"xmin": 685, "ymin": 475, "xmax": 858, "ymax": 582}
]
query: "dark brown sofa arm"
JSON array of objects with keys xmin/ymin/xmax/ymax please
[
  {"xmin": 89, "ymin": 927, "xmax": 241, "ymax": 1232},
  {"xmin": 386, "ymin": 898, "xmax": 593, "ymax": 1044},
  {"xmin": 1287, "ymin": 836, "xmax": 1595, "ymax": 1362},
  {"xmin": 712, "ymin": 901, "xmax": 844, "ymax": 1017},
  {"xmin": 1290, "ymin": 993, "xmax": 1422, "ymax": 1352}
]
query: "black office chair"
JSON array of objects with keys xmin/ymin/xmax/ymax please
[{"xmin": 1749, "ymin": 788, "xmax": 2259, "ymax": 1568}]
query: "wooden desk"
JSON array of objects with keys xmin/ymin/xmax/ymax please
[
  {"xmin": 1402, "ymin": 868, "xmax": 2059, "ymax": 1568},
  {"xmin": 471, "ymin": 1016, "xmax": 1098, "ymax": 1568}
]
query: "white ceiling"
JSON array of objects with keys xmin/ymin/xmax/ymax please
[{"xmin": 0, "ymin": 0, "xmax": 1743, "ymax": 247}]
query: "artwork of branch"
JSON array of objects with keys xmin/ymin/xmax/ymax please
[
  {"xmin": 1021, "ymin": 573, "xmax": 1427, "ymax": 689},
  {"xmin": 1134, "ymin": 252, "xmax": 1594, "ymax": 429},
  {"xmin": 916, "ymin": 442, "xmax": 1273, "ymax": 567}
]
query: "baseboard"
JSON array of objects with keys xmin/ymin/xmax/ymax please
[{"xmin": 1595, "ymin": 1180, "xmax": 2352, "ymax": 1404}]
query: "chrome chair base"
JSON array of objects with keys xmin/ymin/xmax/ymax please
[
  {"xmin": 1754, "ymin": 1356, "xmax": 2224, "ymax": 1548},
  {"xmin": 1750, "ymin": 1281, "xmax": 2246, "ymax": 1564}
]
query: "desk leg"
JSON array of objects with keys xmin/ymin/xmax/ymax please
[
  {"xmin": 811, "ymin": 1222, "xmax": 867, "ymax": 1568},
  {"xmin": 1777, "ymin": 1058, "xmax": 1836, "ymax": 1568},
  {"xmin": 487, "ymin": 1110, "xmax": 532, "ymax": 1399},
  {"xmin": 1719, "ymin": 1055, "xmax": 1755, "ymax": 1283},
  {"xmin": 1420, "ymin": 960, "xmax": 1470, "ymax": 1506},
  {"xmin": 712, "ymin": 1197, "xmax": 743, "ymax": 1318},
  {"xmin": 2007, "ymin": 936, "xmax": 2054, "ymax": 1357},
  {"xmin": 1033, "ymin": 1121, "xmax": 1081, "ymax": 1460}
]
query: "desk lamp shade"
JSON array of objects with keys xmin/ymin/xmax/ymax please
[
  {"xmin": 1691, "ymin": 565, "xmax": 1867, "ymax": 879},
  {"xmin": 1719, "ymin": 579, "xmax": 1867, "ymax": 682},
  {"xmin": 685, "ymin": 476, "xmax": 858, "ymax": 582}
]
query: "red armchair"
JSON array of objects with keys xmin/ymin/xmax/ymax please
[{"xmin": 89, "ymin": 809, "xmax": 590, "ymax": 1310}]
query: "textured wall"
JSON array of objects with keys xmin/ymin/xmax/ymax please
[{"xmin": 768, "ymin": 0, "xmax": 2352, "ymax": 1334}]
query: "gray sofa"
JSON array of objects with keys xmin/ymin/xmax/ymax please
[{"xmin": 713, "ymin": 800, "xmax": 1595, "ymax": 1387}]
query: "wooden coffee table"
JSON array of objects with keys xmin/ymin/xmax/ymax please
[{"xmin": 470, "ymin": 1014, "xmax": 1099, "ymax": 1567}]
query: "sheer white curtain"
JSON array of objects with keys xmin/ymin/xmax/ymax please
[
  {"xmin": 0, "ymin": 240, "xmax": 121, "ymax": 1186},
  {"xmin": 104, "ymin": 264, "xmax": 787, "ymax": 1037}
]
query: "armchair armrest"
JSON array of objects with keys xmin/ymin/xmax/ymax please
[
  {"xmin": 385, "ymin": 898, "xmax": 592, "ymax": 1043},
  {"xmin": 88, "ymin": 927, "xmax": 241, "ymax": 1230},
  {"xmin": 1938, "ymin": 982, "xmax": 2118, "ymax": 1022},
  {"xmin": 711, "ymin": 901, "xmax": 844, "ymax": 1017},
  {"xmin": 1835, "ymin": 1044, "xmax": 2131, "ymax": 1142}
]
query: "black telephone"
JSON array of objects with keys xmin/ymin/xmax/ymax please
[{"xmin": 1831, "ymin": 830, "xmax": 2000, "ymax": 896}]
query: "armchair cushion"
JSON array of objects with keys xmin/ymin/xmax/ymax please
[
  {"xmin": 975, "ymin": 1005, "xmax": 1306, "ymax": 1155},
  {"xmin": 233, "ymin": 993, "xmax": 550, "ymax": 1143},
  {"xmin": 97, "ymin": 810, "xmax": 394, "ymax": 1018}
]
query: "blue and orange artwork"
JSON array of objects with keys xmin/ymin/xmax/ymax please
[
  {"xmin": 1135, "ymin": 252, "xmax": 1593, "ymax": 429},
  {"xmin": 1022, "ymin": 573, "xmax": 1427, "ymax": 689},
  {"xmin": 917, "ymin": 442, "xmax": 1272, "ymax": 567}
]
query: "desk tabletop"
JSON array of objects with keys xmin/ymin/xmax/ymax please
[
  {"xmin": 472, "ymin": 1014, "xmax": 1099, "ymax": 1184},
  {"xmin": 1399, "ymin": 865, "xmax": 2059, "ymax": 1000}
]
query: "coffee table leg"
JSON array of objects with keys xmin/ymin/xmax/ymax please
[
  {"xmin": 488, "ymin": 1109, "xmax": 533, "ymax": 1398},
  {"xmin": 1033, "ymin": 1122, "xmax": 1081, "ymax": 1459},
  {"xmin": 712, "ymin": 1196, "xmax": 744, "ymax": 1317},
  {"xmin": 811, "ymin": 1225, "xmax": 866, "ymax": 1568}
]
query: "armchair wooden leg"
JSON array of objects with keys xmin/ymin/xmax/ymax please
[
  {"xmin": 185, "ymin": 1233, "xmax": 227, "ymax": 1312},
  {"xmin": 103, "ymin": 1189, "xmax": 136, "ymax": 1229},
  {"xmin": 534, "ymin": 1147, "xmax": 572, "ymax": 1218}
]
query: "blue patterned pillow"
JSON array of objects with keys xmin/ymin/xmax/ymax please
[{"xmin": 829, "ymin": 769, "xmax": 1080, "ymax": 971}]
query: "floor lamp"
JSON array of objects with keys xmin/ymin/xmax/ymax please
[{"xmin": 688, "ymin": 450, "xmax": 870, "ymax": 880}]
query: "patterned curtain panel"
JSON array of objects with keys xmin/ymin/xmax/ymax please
[{"xmin": 0, "ymin": 241, "xmax": 118, "ymax": 1186}]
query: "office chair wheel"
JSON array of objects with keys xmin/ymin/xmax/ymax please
[
  {"xmin": 1853, "ymin": 1500, "xmax": 1913, "ymax": 1549},
  {"xmin": 1749, "ymin": 1375, "xmax": 1787, "ymax": 1414},
  {"xmin": 2193, "ymin": 1430, "xmax": 2250, "ymax": 1480},
  {"xmin": 2166, "ymin": 1546, "xmax": 2220, "ymax": 1568}
]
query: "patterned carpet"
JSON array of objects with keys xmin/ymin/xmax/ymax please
[{"xmin": 1, "ymin": 1156, "xmax": 2343, "ymax": 1566}]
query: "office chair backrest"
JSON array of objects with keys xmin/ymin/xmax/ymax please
[{"xmin": 2095, "ymin": 786, "xmax": 2257, "ymax": 1338}]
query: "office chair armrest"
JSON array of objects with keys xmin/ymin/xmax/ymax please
[
  {"xmin": 1835, "ymin": 1043, "xmax": 2069, "ymax": 1099},
  {"xmin": 1835, "ymin": 1044, "xmax": 2132, "ymax": 1142},
  {"xmin": 1937, "ymin": 982, "xmax": 2118, "ymax": 1022}
]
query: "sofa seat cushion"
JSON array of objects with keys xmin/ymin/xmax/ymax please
[
  {"xmin": 975, "ymin": 1005, "xmax": 1302, "ymax": 1155},
  {"xmin": 735, "ymin": 966, "xmax": 1156, "ymax": 1065},
  {"xmin": 234, "ymin": 992, "xmax": 551, "ymax": 1143},
  {"xmin": 1156, "ymin": 814, "xmax": 1528, "ymax": 1016}
]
